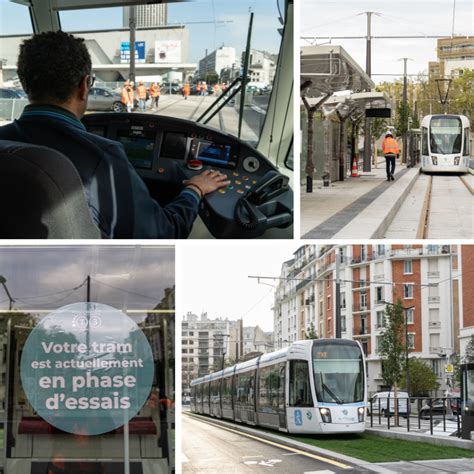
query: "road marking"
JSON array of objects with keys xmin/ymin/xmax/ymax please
[
  {"xmin": 251, "ymin": 105, "xmax": 266, "ymax": 115},
  {"xmin": 304, "ymin": 471, "xmax": 335, "ymax": 474},
  {"xmin": 244, "ymin": 459, "xmax": 283, "ymax": 467},
  {"xmin": 187, "ymin": 414, "xmax": 351, "ymax": 469},
  {"xmin": 242, "ymin": 455, "xmax": 264, "ymax": 459},
  {"xmin": 459, "ymin": 175, "xmax": 474, "ymax": 195}
]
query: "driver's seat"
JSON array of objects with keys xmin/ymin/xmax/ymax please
[{"xmin": 0, "ymin": 140, "xmax": 101, "ymax": 239}]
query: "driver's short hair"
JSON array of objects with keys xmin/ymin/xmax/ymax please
[{"xmin": 17, "ymin": 30, "xmax": 92, "ymax": 103}]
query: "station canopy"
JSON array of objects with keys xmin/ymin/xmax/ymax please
[
  {"xmin": 301, "ymin": 45, "xmax": 374, "ymax": 98},
  {"xmin": 321, "ymin": 91, "xmax": 393, "ymax": 122}
]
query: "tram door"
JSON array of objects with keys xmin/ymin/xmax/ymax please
[{"xmin": 2, "ymin": 317, "xmax": 166, "ymax": 474}]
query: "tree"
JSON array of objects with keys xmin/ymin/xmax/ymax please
[
  {"xmin": 305, "ymin": 322, "xmax": 318, "ymax": 339},
  {"xmin": 395, "ymin": 100, "xmax": 409, "ymax": 137},
  {"xmin": 463, "ymin": 335, "xmax": 474, "ymax": 363},
  {"xmin": 378, "ymin": 300, "xmax": 407, "ymax": 420},
  {"xmin": 399, "ymin": 359, "xmax": 440, "ymax": 397}
]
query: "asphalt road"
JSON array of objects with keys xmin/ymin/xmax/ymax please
[{"xmin": 182, "ymin": 414, "xmax": 369, "ymax": 474}]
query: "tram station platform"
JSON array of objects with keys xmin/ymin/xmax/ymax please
[{"xmin": 301, "ymin": 158, "xmax": 420, "ymax": 239}]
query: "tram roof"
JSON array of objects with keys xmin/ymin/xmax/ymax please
[
  {"xmin": 11, "ymin": 0, "xmax": 188, "ymax": 10},
  {"xmin": 301, "ymin": 45, "xmax": 374, "ymax": 98}
]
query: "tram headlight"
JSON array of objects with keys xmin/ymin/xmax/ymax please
[
  {"xmin": 319, "ymin": 408, "xmax": 331, "ymax": 423},
  {"xmin": 464, "ymin": 406, "xmax": 470, "ymax": 413},
  {"xmin": 432, "ymin": 156, "xmax": 438, "ymax": 165},
  {"xmin": 454, "ymin": 156, "xmax": 460, "ymax": 165},
  {"xmin": 358, "ymin": 406, "xmax": 365, "ymax": 422}
]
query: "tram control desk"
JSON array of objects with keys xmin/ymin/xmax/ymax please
[{"xmin": 82, "ymin": 114, "xmax": 294, "ymax": 239}]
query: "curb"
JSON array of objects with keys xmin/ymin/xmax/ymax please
[
  {"xmin": 332, "ymin": 167, "xmax": 420, "ymax": 239},
  {"xmin": 366, "ymin": 427, "xmax": 474, "ymax": 450},
  {"xmin": 185, "ymin": 412, "xmax": 396, "ymax": 473}
]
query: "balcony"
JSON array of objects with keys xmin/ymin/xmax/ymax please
[
  {"xmin": 304, "ymin": 294, "xmax": 315, "ymax": 305},
  {"xmin": 352, "ymin": 304, "xmax": 370, "ymax": 313},
  {"xmin": 354, "ymin": 327, "xmax": 370, "ymax": 337},
  {"xmin": 296, "ymin": 278, "xmax": 312, "ymax": 292},
  {"xmin": 352, "ymin": 280, "xmax": 369, "ymax": 291}
]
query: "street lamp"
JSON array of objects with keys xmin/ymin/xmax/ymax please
[
  {"xmin": 383, "ymin": 301, "xmax": 415, "ymax": 394},
  {"xmin": 0, "ymin": 275, "xmax": 14, "ymax": 310}
]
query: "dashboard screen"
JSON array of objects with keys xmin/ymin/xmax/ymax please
[
  {"xmin": 196, "ymin": 141, "xmax": 231, "ymax": 165},
  {"xmin": 161, "ymin": 132, "xmax": 188, "ymax": 160},
  {"xmin": 118, "ymin": 135, "xmax": 155, "ymax": 169}
]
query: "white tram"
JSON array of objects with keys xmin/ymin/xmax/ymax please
[
  {"xmin": 420, "ymin": 114, "xmax": 470, "ymax": 173},
  {"xmin": 190, "ymin": 339, "xmax": 367, "ymax": 434}
]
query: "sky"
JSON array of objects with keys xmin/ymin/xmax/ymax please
[
  {"xmin": 0, "ymin": 0, "xmax": 283, "ymax": 63},
  {"xmin": 301, "ymin": 0, "xmax": 473, "ymax": 84},
  {"xmin": 0, "ymin": 246, "xmax": 174, "ymax": 316},
  {"xmin": 182, "ymin": 243, "xmax": 299, "ymax": 332}
]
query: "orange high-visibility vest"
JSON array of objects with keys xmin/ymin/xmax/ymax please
[
  {"xmin": 382, "ymin": 137, "xmax": 400, "ymax": 155},
  {"xmin": 137, "ymin": 85, "xmax": 147, "ymax": 99},
  {"xmin": 121, "ymin": 86, "xmax": 129, "ymax": 104},
  {"xmin": 183, "ymin": 84, "xmax": 190, "ymax": 96},
  {"xmin": 150, "ymin": 84, "xmax": 160, "ymax": 97}
]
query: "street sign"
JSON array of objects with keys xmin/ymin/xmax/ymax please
[{"xmin": 445, "ymin": 364, "xmax": 454, "ymax": 374}]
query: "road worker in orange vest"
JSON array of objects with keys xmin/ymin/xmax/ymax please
[
  {"xmin": 213, "ymin": 83, "xmax": 220, "ymax": 95},
  {"xmin": 137, "ymin": 81, "xmax": 148, "ymax": 112},
  {"xmin": 196, "ymin": 82, "xmax": 201, "ymax": 94},
  {"xmin": 183, "ymin": 81, "xmax": 190, "ymax": 100},
  {"xmin": 382, "ymin": 131, "xmax": 400, "ymax": 181},
  {"xmin": 121, "ymin": 80, "xmax": 134, "ymax": 113},
  {"xmin": 150, "ymin": 82, "xmax": 160, "ymax": 109}
]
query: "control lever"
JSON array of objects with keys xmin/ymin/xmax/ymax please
[{"xmin": 235, "ymin": 170, "xmax": 291, "ymax": 232}]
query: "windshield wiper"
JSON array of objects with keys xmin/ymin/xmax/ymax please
[{"xmin": 321, "ymin": 380, "xmax": 343, "ymax": 404}]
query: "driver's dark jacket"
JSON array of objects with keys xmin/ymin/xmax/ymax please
[{"xmin": 0, "ymin": 104, "xmax": 200, "ymax": 238}]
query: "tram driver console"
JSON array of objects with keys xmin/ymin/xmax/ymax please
[{"xmin": 82, "ymin": 114, "xmax": 293, "ymax": 238}]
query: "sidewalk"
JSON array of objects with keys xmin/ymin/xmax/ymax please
[{"xmin": 301, "ymin": 157, "xmax": 420, "ymax": 239}]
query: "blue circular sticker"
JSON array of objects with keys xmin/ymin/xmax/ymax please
[{"xmin": 20, "ymin": 302, "xmax": 154, "ymax": 435}]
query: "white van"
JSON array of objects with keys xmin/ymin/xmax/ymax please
[{"xmin": 369, "ymin": 391, "xmax": 410, "ymax": 416}]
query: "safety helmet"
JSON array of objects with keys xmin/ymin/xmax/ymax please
[{"xmin": 385, "ymin": 131, "xmax": 393, "ymax": 137}]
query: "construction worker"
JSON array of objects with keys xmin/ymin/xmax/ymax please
[
  {"xmin": 196, "ymin": 82, "xmax": 201, "ymax": 95},
  {"xmin": 121, "ymin": 80, "xmax": 134, "ymax": 113},
  {"xmin": 201, "ymin": 82, "xmax": 207, "ymax": 96},
  {"xmin": 382, "ymin": 131, "xmax": 400, "ymax": 181},
  {"xmin": 183, "ymin": 81, "xmax": 190, "ymax": 100},
  {"xmin": 137, "ymin": 81, "xmax": 147, "ymax": 112},
  {"xmin": 213, "ymin": 83, "xmax": 220, "ymax": 95},
  {"xmin": 150, "ymin": 82, "xmax": 160, "ymax": 109}
]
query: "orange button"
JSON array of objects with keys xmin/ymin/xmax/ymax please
[
  {"xmin": 235, "ymin": 179, "xmax": 242, "ymax": 185},
  {"xmin": 237, "ymin": 189, "xmax": 244, "ymax": 194},
  {"xmin": 233, "ymin": 172, "xmax": 239, "ymax": 177}
]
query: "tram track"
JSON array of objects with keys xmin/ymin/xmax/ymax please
[{"xmin": 385, "ymin": 172, "xmax": 473, "ymax": 239}]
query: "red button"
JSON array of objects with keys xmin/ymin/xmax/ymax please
[
  {"xmin": 188, "ymin": 159, "xmax": 203, "ymax": 171},
  {"xmin": 158, "ymin": 168, "xmax": 165, "ymax": 174}
]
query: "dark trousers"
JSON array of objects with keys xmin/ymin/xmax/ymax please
[{"xmin": 385, "ymin": 154, "xmax": 396, "ymax": 178}]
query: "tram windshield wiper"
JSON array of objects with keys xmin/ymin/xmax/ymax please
[{"xmin": 321, "ymin": 380, "xmax": 343, "ymax": 404}]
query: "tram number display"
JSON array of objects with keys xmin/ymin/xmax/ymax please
[{"xmin": 316, "ymin": 351, "xmax": 328, "ymax": 359}]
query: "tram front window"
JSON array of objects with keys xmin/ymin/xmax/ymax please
[
  {"xmin": 312, "ymin": 342, "xmax": 364, "ymax": 404},
  {"xmin": 430, "ymin": 117, "xmax": 462, "ymax": 154}
]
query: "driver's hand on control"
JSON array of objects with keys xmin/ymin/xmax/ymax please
[{"xmin": 183, "ymin": 170, "xmax": 231, "ymax": 198}]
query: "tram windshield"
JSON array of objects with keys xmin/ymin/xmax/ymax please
[
  {"xmin": 312, "ymin": 342, "xmax": 364, "ymax": 404},
  {"xmin": 430, "ymin": 117, "xmax": 462, "ymax": 154}
]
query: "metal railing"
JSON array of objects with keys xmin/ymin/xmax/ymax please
[{"xmin": 368, "ymin": 396, "xmax": 462, "ymax": 437}]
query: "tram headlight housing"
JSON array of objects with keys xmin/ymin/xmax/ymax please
[
  {"xmin": 319, "ymin": 408, "xmax": 331, "ymax": 423},
  {"xmin": 464, "ymin": 406, "xmax": 470, "ymax": 413},
  {"xmin": 358, "ymin": 406, "xmax": 365, "ymax": 422},
  {"xmin": 432, "ymin": 156, "xmax": 438, "ymax": 165},
  {"xmin": 454, "ymin": 156, "xmax": 460, "ymax": 165}
]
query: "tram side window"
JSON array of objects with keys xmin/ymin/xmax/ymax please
[
  {"xmin": 278, "ymin": 364, "xmax": 285, "ymax": 410},
  {"xmin": 422, "ymin": 127, "xmax": 429, "ymax": 155},
  {"xmin": 210, "ymin": 379, "xmax": 220, "ymax": 404},
  {"xmin": 289, "ymin": 360, "xmax": 313, "ymax": 407},
  {"xmin": 222, "ymin": 377, "xmax": 231, "ymax": 406},
  {"xmin": 203, "ymin": 383, "xmax": 210, "ymax": 405},
  {"xmin": 463, "ymin": 128, "xmax": 470, "ymax": 156}
]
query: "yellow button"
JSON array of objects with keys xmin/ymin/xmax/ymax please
[{"xmin": 219, "ymin": 189, "xmax": 226, "ymax": 194}]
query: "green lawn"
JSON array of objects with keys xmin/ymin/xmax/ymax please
[{"xmin": 281, "ymin": 433, "xmax": 474, "ymax": 463}]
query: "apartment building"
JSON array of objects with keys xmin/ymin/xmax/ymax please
[
  {"xmin": 429, "ymin": 36, "xmax": 474, "ymax": 78},
  {"xmin": 273, "ymin": 244, "xmax": 471, "ymax": 394}
]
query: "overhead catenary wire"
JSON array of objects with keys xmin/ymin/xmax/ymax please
[{"xmin": 89, "ymin": 277, "xmax": 160, "ymax": 302}]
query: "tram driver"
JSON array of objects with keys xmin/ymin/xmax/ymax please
[{"xmin": 0, "ymin": 31, "xmax": 231, "ymax": 238}]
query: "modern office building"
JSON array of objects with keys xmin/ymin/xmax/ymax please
[
  {"xmin": 123, "ymin": 4, "xmax": 168, "ymax": 28},
  {"xmin": 273, "ymin": 244, "xmax": 472, "ymax": 394},
  {"xmin": 198, "ymin": 46, "xmax": 237, "ymax": 79},
  {"xmin": 429, "ymin": 36, "xmax": 474, "ymax": 78}
]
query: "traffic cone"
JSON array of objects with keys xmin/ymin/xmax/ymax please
[{"xmin": 351, "ymin": 157, "xmax": 359, "ymax": 177}]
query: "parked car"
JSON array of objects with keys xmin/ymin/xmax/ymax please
[
  {"xmin": 87, "ymin": 86, "xmax": 124, "ymax": 112},
  {"xmin": 161, "ymin": 82, "xmax": 180, "ymax": 94},
  {"xmin": 368, "ymin": 391, "xmax": 410, "ymax": 417},
  {"xmin": 419, "ymin": 398, "xmax": 460, "ymax": 418},
  {"xmin": 0, "ymin": 88, "xmax": 25, "ymax": 99}
]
